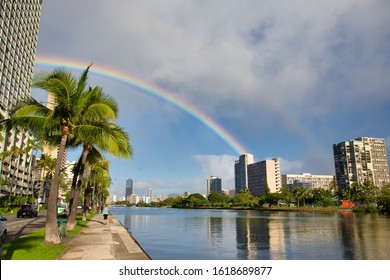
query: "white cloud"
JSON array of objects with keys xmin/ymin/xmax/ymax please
[
  {"xmin": 36, "ymin": 1, "xmax": 390, "ymax": 194},
  {"xmin": 192, "ymin": 154, "xmax": 236, "ymax": 189},
  {"xmin": 278, "ymin": 158, "xmax": 304, "ymax": 174}
]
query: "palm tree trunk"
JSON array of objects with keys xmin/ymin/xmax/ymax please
[
  {"xmin": 67, "ymin": 147, "xmax": 89, "ymax": 231},
  {"xmin": 44, "ymin": 132, "xmax": 68, "ymax": 245},
  {"xmin": 82, "ymin": 182, "xmax": 90, "ymax": 221},
  {"xmin": 66, "ymin": 179, "xmax": 83, "ymax": 231}
]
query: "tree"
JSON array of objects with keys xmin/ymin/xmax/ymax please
[
  {"xmin": 208, "ymin": 192, "xmax": 226, "ymax": 206},
  {"xmin": 278, "ymin": 185, "xmax": 292, "ymax": 205},
  {"xmin": 65, "ymin": 86, "xmax": 131, "ymax": 230},
  {"xmin": 292, "ymin": 187, "xmax": 311, "ymax": 207},
  {"xmin": 266, "ymin": 192, "xmax": 282, "ymax": 207},
  {"xmin": 231, "ymin": 189, "xmax": 258, "ymax": 207},
  {"xmin": 1, "ymin": 66, "xmax": 119, "ymax": 244},
  {"xmin": 35, "ymin": 154, "xmax": 56, "ymax": 203},
  {"xmin": 378, "ymin": 185, "xmax": 390, "ymax": 214},
  {"xmin": 185, "ymin": 193, "xmax": 208, "ymax": 207}
]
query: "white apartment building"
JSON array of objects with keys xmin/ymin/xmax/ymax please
[
  {"xmin": 282, "ymin": 173, "xmax": 335, "ymax": 190},
  {"xmin": 247, "ymin": 158, "xmax": 281, "ymax": 195}
]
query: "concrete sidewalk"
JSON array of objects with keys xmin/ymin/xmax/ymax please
[{"xmin": 57, "ymin": 213, "xmax": 151, "ymax": 260}]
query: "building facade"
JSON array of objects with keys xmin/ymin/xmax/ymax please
[
  {"xmin": 147, "ymin": 187, "xmax": 152, "ymax": 198},
  {"xmin": 235, "ymin": 154, "xmax": 281, "ymax": 196},
  {"xmin": 234, "ymin": 153, "xmax": 254, "ymax": 194},
  {"xmin": 282, "ymin": 173, "xmax": 335, "ymax": 190},
  {"xmin": 125, "ymin": 178, "xmax": 133, "ymax": 201},
  {"xmin": 247, "ymin": 158, "xmax": 281, "ymax": 196},
  {"xmin": 207, "ymin": 176, "xmax": 222, "ymax": 195},
  {"xmin": 0, "ymin": 0, "xmax": 42, "ymax": 198},
  {"xmin": 333, "ymin": 137, "xmax": 390, "ymax": 190}
]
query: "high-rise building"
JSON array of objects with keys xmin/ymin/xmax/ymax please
[
  {"xmin": 147, "ymin": 187, "xmax": 152, "ymax": 198},
  {"xmin": 125, "ymin": 178, "xmax": 133, "ymax": 201},
  {"xmin": 333, "ymin": 137, "xmax": 390, "ymax": 190},
  {"xmin": 0, "ymin": 0, "xmax": 42, "ymax": 197},
  {"xmin": 207, "ymin": 176, "xmax": 222, "ymax": 195},
  {"xmin": 234, "ymin": 153, "xmax": 254, "ymax": 194},
  {"xmin": 247, "ymin": 158, "xmax": 281, "ymax": 196},
  {"xmin": 282, "ymin": 173, "xmax": 335, "ymax": 190},
  {"xmin": 235, "ymin": 154, "xmax": 281, "ymax": 196}
]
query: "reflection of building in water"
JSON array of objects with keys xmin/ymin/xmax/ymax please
[
  {"xmin": 235, "ymin": 213, "xmax": 272, "ymax": 259},
  {"xmin": 268, "ymin": 219, "xmax": 286, "ymax": 259},
  {"xmin": 339, "ymin": 213, "xmax": 390, "ymax": 260},
  {"xmin": 207, "ymin": 217, "xmax": 223, "ymax": 249},
  {"xmin": 124, "ymin": 210, "xmax": 152, "ymax": 233}
]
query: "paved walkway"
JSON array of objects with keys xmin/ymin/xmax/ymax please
[{"xmin": 57, "ymin": 213, "xmax": 151, "ymax": 260}]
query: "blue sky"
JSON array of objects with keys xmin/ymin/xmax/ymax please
[{"xmin": 31, "ymin": 0, "xmax": 390, "ymax": 198}]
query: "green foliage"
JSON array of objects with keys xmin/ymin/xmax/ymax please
[
  {"xmin": 265, "ymin": 192, "xmax": 282, "ymax": 207},
  {"xmin": 184, "ymin": 193, "xmax": 208, "ymax": 207},
  {"xmin": 378, "ymin": 187, "xmax": 390, "ymax": 214},
  {"xmin": 230, "ymin": 189, "xmax": 258, "ymax": 207},
  {"xmin": 3, "ymin": 213, "xmax": 95, "ymax": 259},
  {"xmin": 2, "ymin": 229, "xmax": 67, "ymax": 260},
  {"xmin": 208, "ymin": 192, "xmax": 225, "ymax": 203}
]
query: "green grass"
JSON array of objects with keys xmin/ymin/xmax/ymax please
[{"xmin": 2, "ymin": 213, "xmax": 95, "ymax": 260}]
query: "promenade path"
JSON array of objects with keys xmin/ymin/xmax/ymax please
[{"xmin": 57, "ymin": 212, "xmax": 151, "ymax": 260}]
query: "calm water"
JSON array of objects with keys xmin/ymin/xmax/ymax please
[{"xmin": 110, "ymin": 207, "xmax": 390, "ymax": 260}]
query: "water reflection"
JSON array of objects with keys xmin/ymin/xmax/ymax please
[{"xmin": 111, "ymin": 207, "xmax": 390, "ymax": 260}]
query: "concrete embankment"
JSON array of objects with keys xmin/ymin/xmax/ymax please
[{"xmin": 57, "ymin": 213, "xmax": 151, "ymax": 260}]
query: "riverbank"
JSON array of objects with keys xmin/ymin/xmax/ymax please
[{"xmin": 159, "ymin": 205, "xmax": 355, "ymax": 213}]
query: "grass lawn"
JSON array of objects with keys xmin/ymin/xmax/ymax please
[{"xmin": 2, "ymin": 213, "xmax": 95, "ymax": 260}]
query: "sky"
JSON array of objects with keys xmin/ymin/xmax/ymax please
[{"xmin": 31, "ymin": 0, "xmax": 390, "ymax": 198}]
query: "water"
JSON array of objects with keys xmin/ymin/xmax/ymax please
[{"xmin": 110, "ymin": 207, "xmax": 390, "ymax": 260}]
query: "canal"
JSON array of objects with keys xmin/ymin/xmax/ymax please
[{"xmin": 110, "ymin": 207, "xmax": 390, "ymax": 260}]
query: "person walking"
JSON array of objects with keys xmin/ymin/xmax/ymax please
[{"xmin": 103, "ymin": 206, "xmax": 109, "ymax": 225}]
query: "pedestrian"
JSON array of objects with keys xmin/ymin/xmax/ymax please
[{"xmin": 103, "ymin": 206, "xmax": 109, "ymax": 225}]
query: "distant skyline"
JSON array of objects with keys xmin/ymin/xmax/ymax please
[{"xmin": 32, "ymin": 1, "xmax": 390, "ymax": 198}]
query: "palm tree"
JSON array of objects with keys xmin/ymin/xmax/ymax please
[
  {"xmin": 35, "ymin": 154, "xmax": 57, "ymax": 203},
  {"xmin": 82, "ymin": 157, "xmax": 110, "ymax": 221},
  {"xmin": 65, "ymin": 87, "xmax": 131, "ymax": 230},
  {"xmin": 1, "ymin": 66, "xmax": 118, "ymax": 244}
]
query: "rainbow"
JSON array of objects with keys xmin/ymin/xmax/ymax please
[{"xmin": 34, "ymin": 55, "xmax": 248, "ymax": 155}]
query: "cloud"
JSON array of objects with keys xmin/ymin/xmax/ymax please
[
  {"xmin": 279, "ymin": 158, "xmax": 305, "ymax": 174},
  {"xmin": 192, "ymin": 154, "xmax": 237, "ymax": 189},
  {"xmin": 38, "ymin": 1, "xmax": 390, "ymax": 122},
  {"xmin": 36, "ymin": 1, "xmax": 390, "ymax": 196}
]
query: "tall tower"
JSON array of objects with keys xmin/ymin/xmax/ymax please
[
  {"xmin": 147, "ymin": 187, "xmax": 152, "ymax": 198},
  {"xmin": 333, "ymin": 137, "xmax": 390, "ymax": 190},
  {"xmin": 125, "ymin": 178, "xmax": 133, "ymax": 201},
  {"xmin": 207, "ymin": 176, "xmax": 222, "ymax": 195},
  {"xmin": 234, "ymin": 153, "xmax": 254, "ymax": 194},
  {"xmin": 0, "ymin": 0, "xmax": 43, "ymax": 197}
]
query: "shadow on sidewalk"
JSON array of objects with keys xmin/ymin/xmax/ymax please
[{"xmin": 90, "ymin": 219, "xmax": 107, "ymax": 225}]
